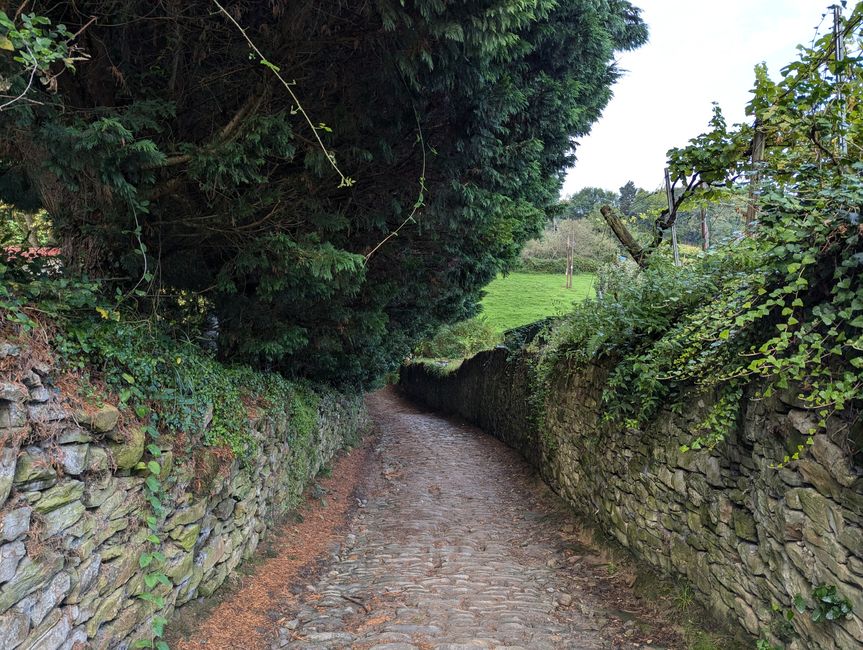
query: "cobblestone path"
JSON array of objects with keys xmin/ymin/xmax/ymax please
[{"xmin": 272, "ymin": 389, "xmax": 664, "ymax": 650}]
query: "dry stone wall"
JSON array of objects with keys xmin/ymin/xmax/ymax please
[
  {"xmin": 0, "ymin": 347, "xmax": 368, "ymax": 649},
  {"xmin": 400, "ymin": 348, "xmax": 863, "ymax": 649}
]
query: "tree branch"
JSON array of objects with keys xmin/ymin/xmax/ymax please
[
  {"xmin": 600, "ymin": 205, "xmax": 648, "ymax": 269},
  {"xmin": 0, "ymin": 44, "xmax": 39, "ymax": 112},
  {"xmin": 156, "ymin": 91, "xmax": 265, "ymax": 169},
  {"xmin": 651, "ymin": 173, "xmax": 701, "ymax": 248}
]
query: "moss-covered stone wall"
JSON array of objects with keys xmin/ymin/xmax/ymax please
[
  {"xmin": 400, "ymin": 349, "xmax": 863, "ymax": 649},
  {"xmin": 0, "ymin": 348, "xmax": 368, "ymax": 649}
]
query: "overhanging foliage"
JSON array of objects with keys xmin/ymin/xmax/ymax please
[{"xmin": 0, "ymin": 0, "xmax": 647, "ymax": 386}]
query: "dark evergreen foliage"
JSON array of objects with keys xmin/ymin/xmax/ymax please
[
  {"xmin": 0, "ymin": 0, "xmax": 646, "ymax": 386},
  {"xmin": 618, "ymin": 180, "xmax": 639, "ymax": 215}
]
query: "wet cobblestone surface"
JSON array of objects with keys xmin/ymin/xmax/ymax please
[{"xmin": 272, "ymin": 389, "xmax": 661, "ymax": 649}]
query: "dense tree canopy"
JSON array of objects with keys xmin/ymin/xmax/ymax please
[
  {"xmin": 0, "ymin": 0, "xmax": 646, "ymax": 386},
  {"xmin": 559, "ymin": 186, "xmax": 619, "ymax": 220}
]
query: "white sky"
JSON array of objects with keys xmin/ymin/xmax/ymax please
[{"xmin": 561, "ymin": 0, "xmax": 836, "ymax": 196}]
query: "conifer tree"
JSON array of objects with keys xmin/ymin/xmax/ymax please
[{"xmin": 0, "ymin": 0, "xmax": 647, "ymax": 386}]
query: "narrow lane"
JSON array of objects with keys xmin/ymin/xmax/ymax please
[{"xmin": 272, "ymin": 388, "xmax": 671, "ymax": 650}]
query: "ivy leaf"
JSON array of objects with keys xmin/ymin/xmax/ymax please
[{"xmin": 152, "ymin": 616, "xmax": 168, "ymax": 636}]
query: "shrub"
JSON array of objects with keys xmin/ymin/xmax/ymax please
[
  {"xmin": 521, "ymin": 218, "xmax": 621, "ymax": 265},
  {"xmin": 515, "ymin": 256, "xmax": 600, "ymax": 274},
  {"xmin": 0, "ymin": 259, "xmax": 342, "ymax": 458},
  {"xmin": 414, "ymin": 317, "xmax": 500, "ymax": 359}
]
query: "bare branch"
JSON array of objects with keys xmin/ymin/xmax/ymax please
[
  {"xmin": 600, "ymin": 205, "xmax": 648, "ymax": 269},
  {"xmin": 0, "ymin": 44, "xmax": 39, "ymax": 112},
  {"xmin": 364, "ymin": 112, "xmax": 427, "ymax": 265},
  {"xmin": 211, "ymin": 0, "xmax": 353, "ymax": 188},
  {"xmin": 155, "ymin": 91, "xmax": 266, "ymax": 169}
]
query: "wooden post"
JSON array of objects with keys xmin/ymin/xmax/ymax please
[
  {"xmin": 701, "ymin": 205, "xmax": 709, "ymax": 251},
  {"xmin": 665, "ymin": 168, "xmax": 681, "ymax": 266},
  {"xmin": 565, "ymin": 233, "xmax": 573, "ymax": 288},
  {"xmin": 744, "ymin": 128, "xmax": 765, "ymax": 233},
  {"xmin": 835, "ymin": 4, "xmax": 848, "ymax": 156}
]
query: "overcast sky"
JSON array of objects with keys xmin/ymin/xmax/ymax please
[{"xmin": 561, "ymin": 0, "xmax": 837, "ymax": 196}]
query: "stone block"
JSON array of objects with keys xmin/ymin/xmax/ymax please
[
  {"xmin": 199, "ymin": 536, "xmax": 227, "ymax": 574},
  {"xmin": 94, "ymin": 600, "xmax": 146, "ymax": 648},
  {"xmin": 66, "ymin": 554, "xmax": 100, "ymax": 604},
  {"xmin": 0, "ymin": 508, "xmax": 31, "ymax": 542},
  {"xmin": 165, "ymin": 548, "xmax": 194, "ymax": 582},
  {"xmin": 81, "ymin": 476, "xmax": 118, "ymax": 509},
  {"xmin": 84, "ymin": 586, "xmax": 125, "ymax": 637},
  {"xmin": 701, "ymin": 455, "xmax": 723, "ymax": 487},
  {"xmin": 13, "ymin": 448, "xmax": 54, "ymax": 484},
  {"xmin": 56, "ymin": 427, "xmax": 91, "ymax": 445},
  {"xmin": 811, "ymin": 434, "xmax": 858, "ymax": 488},
  {"xmin": 27, "ymin": 387, "xmax": 52, "ymax": 404},
  {"xmin": 0, "ymin": 382, "xmax": 27, "ymax": 403},
  {"xmin": 83, "ymin": 446, "xmax": 108, "ymax": 473},
  {"xmin": 214, "ymin": 497, "xmax": 235, "ymax": 520},
  {"xmin": 76, "ymin": 404, "xmax": 120, "ymax": 434},
  {"xmin": 732, "ymin": 508, "xmax": 758, "ymax": 543},
  {"xmin": 0, "ymin": 552, "xmax": 64, "ymax": 614},
  {"xmin": 169, "ymin": 524, "xmax": 201, "ymax": 552},
  {"xmin": 59, "ymin": 445, "xmax": 89, "ymax": 476},
  {"xmin": 839, "ymin": 527, "xmax": 863, "ymax": 559},
  {"xmin": 26, "ymin": 403, "xmax": 67, "ymax": 423},
  {"xmin": 0, "ymin": 609, "xmax": 29, "ymax": 649},
  {"xmin": 34, "ymin": 482, "xmax": 84, "ymax": 514},
  {"xmin": 0, "ymin": 541, "xmax": 26, "ymax": 583},
  {"xmin": 59, "ymin": 626, "xmax": 88, "ymax": 650},
  {"xmin": 736, "ymin": 542, "xmax": 765, "ymax": 576},
  {"xmin": 106, "ymin": 427, "xmax": 145, "ymax": 470},
  {"xmin": 42, "ymin": 501, "xmax": 85, "ymax": 537},
  {"xmin": 166, "ymin": 501, "xmax": 207, "ymax": 531},
  {"xmin": 793, "ymin": 488, "xmax": 840, "ymax": 533},
  {"xmin": 30, "ymin": 571, "xmax": 70, "ymax": 626},
  {"xmin": 0, "ymin": 445, "xmax": 18, "ymax": 506},
  {"xmin": 797, "ymin": 458, "xmax": 840, "ymax": 496},
  {"xmin": 0, "ymin": 401, "xmax": 27, "ymax": 429},
  {"xmin": 21, "ymin": 609, "xmax": 73, "ymax": 650}
]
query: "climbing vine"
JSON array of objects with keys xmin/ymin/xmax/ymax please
[{"xmin": 539, "ymin": 5, "xmax": 863, "ymax": 446}]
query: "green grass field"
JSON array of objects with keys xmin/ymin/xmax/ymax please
[{"xmin": 479, "ymin": 272, "xmax": 595, "ymax": 334}]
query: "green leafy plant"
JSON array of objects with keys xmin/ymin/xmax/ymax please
[
  {"xmin": 0, "ymin": 10, "xmax": 78, "ymax": 100},
  {"xmin": 0, "ymin": 0, "xmax": 648, "ymax": 388},
  {"xmin": 808, "ymin": 584, "xmax": 854, "ymax": 623},
  {"xmin": 414, "ymin": 317, "xmax": 500, "ymax": 360},
  {"xmin": 755, "ymin": 639, "xmax": 781, "ymax": 650},
  {"xmin": 534, "ymin": 5, "xmax": 863, "ymax": 450}
]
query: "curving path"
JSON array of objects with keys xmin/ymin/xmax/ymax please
[{"xmin": 271, "ymin": 388, "xmax": 674, "ymax": 650}]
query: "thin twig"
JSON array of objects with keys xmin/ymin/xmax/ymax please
[
  {"xmin": 0, "ymin": 43, "xmax": 38, "ymax": 111},
  {"xmin": 211, "ymin": 0, "xmax": 352, "ymax": 187},
  {"xmin": 70, "ymin": 15, "xmax": 98, "ymax": 40},
  {"xmin": 340, "ymin": 593, "xmax": 372, "ymax": 613},
  {"xmin": 364, "ymin": 110, "xmax": 427, "ymax": 265}
]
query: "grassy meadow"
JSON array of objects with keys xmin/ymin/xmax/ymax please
[{"xmin": 479, "ymin": 272, "xmax": 595, "ymax": 333}]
